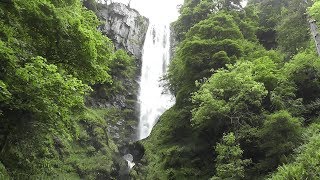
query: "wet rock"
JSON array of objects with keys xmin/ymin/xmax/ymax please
[
  {"xmin": 86, "ymin": 2, "xmax": 148, "ymax": 149},
  {"xmin": 97, "ymin": 2, "xmax": 149, "ymax": 61},
  {"xmin": 119, "ymin": 141, "xmax": 145, "ymax": 162},
  {"xmin": 83, "ymin": 3, "xmax": 148, "ymax": 177}
]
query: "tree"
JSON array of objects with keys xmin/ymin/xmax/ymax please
[
  {"xmin": 191, "ymin": 62, "xmax": 267, "ymax": 132},
  {"xmin": 276, "ymin": 0, "xmax": 311, "ymax": 58},
  {"xmin": 141, "ymin": 0, "xmax": 320, "ymax": 179},
  {"xmin": 270, "ymin": 123, "xmax": 320, "ymax": 179},
  {"xmin": 0, "ymin": 0, "xmax": 130, "ymax": 177},
  {"xmin": 212, "ymin": 132, "xmax": 250, "ymax": 179},
  {"xmin": 172, "ymin": 0, "xmax": 244, "ymax": 41},
  {"xmin": 283, "ymin": 52, "xmax": 320, "ymax": 104},
  {"xmin": 249, "ymin": 0, "xmax": 288, "ymax": 49},
  {"xmin": 10, "ymin": 0, "xmax": 114, "ymax": 84},
  {"xmin": 12, "ymin": 56, "xmax": 90, "ymax": 122},
  {"xmin": 168, "ymin": 12, "xmax": 249, "ymax": 105},
  {"xmin": 258, "ymin": 111, "xmax": 302, "ymax": 172}
]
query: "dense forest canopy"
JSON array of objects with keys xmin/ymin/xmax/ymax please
[
  {"xmin": 1, "ymin": 0, "xmax": 320, "ymax": 179},
  {"xmin": 137, "ymin": 0, "xmax": 320, "ymax": 179},
  {"xmin": 0, "ymin": 0, "xmax": 136, "ymax": 178}
]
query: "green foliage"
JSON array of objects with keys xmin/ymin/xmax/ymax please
[
  {"xmin": 186, "ymin": 13, "xmax": 243, "ymax": 41},
  {"xmin": 270, "ymin": 123, "xmax": 320, "ymax": 179},
  {"xmin": 168, "ymin": 12, "xmax": 258, "ymax": 105},
  {"xmin": 141, "ymin": 107, "xmax": 211, "ymax": 179},
  {"xmin": 0, "ymin": 80, "xmax": 11, "ymax": 102},
  {"xmin": 172, "ymin": 0, "xmax": 243, "ymax": 41},
  {"xmin": 258, "ymin": 111, "xmax": 303, "ymax": 171},
  {"xmin": 13, "ymin": 56, "xmax": 90, "ymax": 123},
  {"xmin": 143, "ymin": 0, "xmax": 320, "ymax": 179},
  {"xmin": 276, "ymin": 0, "xmax": 310, "ymax": 58},
  {"xmin": 230, "ymin": 7, "xmax": 259, "ymax": 41},
  {"xmin": 249, "ymin": 0, "xmax": 288, "ymax": 29},
  {"xmin": 250, "ymin": 0, "xmax": 311, "ymax": 51},
  {"xmin": 251, "ymin": 56, "xmax": 279, "ymax": 91},
  {"xmin": 250, "ymin": 0, "xmax": 288, "ymax": 48},
  {"xmin": 191, "ymin": 62, "xmax": 267, "ymax": 131},
  {"xmin": 212, "ymin": 133, "xmax": 250, "ymax": 180},
  {"xmin": 0, "ymin": 162, "xmax": 9, "ymax": 180},
  {"xmin": 66, "ymin": 121, "xmax": 120, "ymax": 180},
  {"xmin": 309, "ymin": 0, "xmax": 320, "ymax": 21},
  {"xmin": 0, "ymin": 107, "xmax": 119, "ymax": 179},
  {"xmin": 283, "ymin": 52, "xmax": 320, "ymax": 103},
  {"xmin": 1, "ymin": 0, "xmax": 319, "ymax": 178},
  {"xmin": 0, "ymin": 0, "xmax": 134, "ymax": 178},
  {"xmin": 2, "ymin": 0, "xmax": 114, "ymax": 84},
  {"xmin": 110, "ymin": 50, "xmax": 135, "ymax": 79}
]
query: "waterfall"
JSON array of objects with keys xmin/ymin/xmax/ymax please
[
  {"xmin": 137, "ymin": 23, "xmax": 175, "ymax": 140},
  {"xmin": 110, "ymin": 0, "xmax": 183, "ymax": 169}
]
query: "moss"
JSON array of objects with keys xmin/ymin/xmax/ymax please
[
  {"xmin": 0, "ymin": 162, "xmax": 10, "ymax": 180},
  {"xmin": 0, "ymin": 107, "xmax": 123, "ymax": 179},
  {"xmin": 0, "ymin": 0, "xmax": 138, "ymax": 178}
]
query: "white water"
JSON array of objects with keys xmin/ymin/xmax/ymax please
[
  {"xmin": 107, "ymin": 0, "xmax": 182, "ymax": 169},
  {"xmin": 137, "ymin": 24, "xmax": 175, "ymax": 140},
  {"xmin": 110, "ymin": 0, "xmax": 182, "ymax": 140},
  {"xmin": 123, "ymin": 154, "xmax": 135, "ymax": 169}
]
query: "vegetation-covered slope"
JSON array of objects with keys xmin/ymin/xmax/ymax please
[
  {"xmin": 2, "ymin": 0, "xmax": 320, "ymax": 179},
  {"xmin": 0, "ymin": 0, "xmax": 137, "ymax": 179},
  {"xmin": 139, "ymin": 0, "xmax": 320, "ymax": 179}
]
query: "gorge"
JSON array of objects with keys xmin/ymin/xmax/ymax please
[{"xmin": 2, "ymin": 0, "xmax": 320, "ymax": 179}]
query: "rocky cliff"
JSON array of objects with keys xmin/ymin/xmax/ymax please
[
  {"xmin": 98, "ymin": 2, "xmax": 148, "ymax": 62},
  {"xmin": 87, "ymin": 2, "xmax": 149, "ymax": 150}
]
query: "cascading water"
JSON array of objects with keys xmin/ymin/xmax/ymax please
[
  {"xmin": 111, "ymin": 0, "xmax": 183, "ymax": 140},
  {"xmin": 137, "ymin": 23, "xmax": 175, "ymax": 140},
  {"xmin": 111, "ymin": 0, "xmax": 183, "ymax": 169}
]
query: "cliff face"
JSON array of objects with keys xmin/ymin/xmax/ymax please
[
  {"xmin": 98, "ymin": 2, "xmax": 148, "ymax": 61},
  {"xmin": 87, "ymin": 2, "xmax": 149, "ymax": 150}
]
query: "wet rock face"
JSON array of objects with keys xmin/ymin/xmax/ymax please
[
  {"xmin": 97, "ymin": 2, "xmax": 149, "ymax": 61},
  {"xmin": 86, "ymin": 2, "xmax": 148, "ymax": 150}
]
